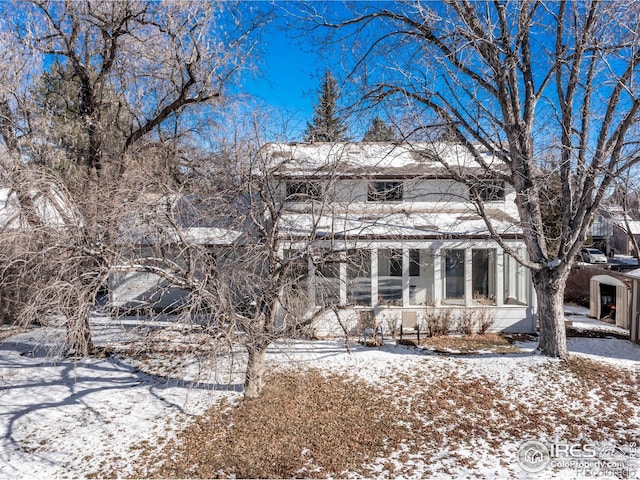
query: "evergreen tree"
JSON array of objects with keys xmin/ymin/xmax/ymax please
[
  {"xmin": 362, "ymin": 116, "xmax": 397, "ymax": 142},
  {"xmin": 304, "ymin": 71, "xmax": 347, "ymax": 142}
]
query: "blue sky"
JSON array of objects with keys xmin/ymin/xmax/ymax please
[
  {"xmin": 241, "ymin": 4, "xmax": 354, "ymax": 141},
  {"xmin": 239, "ymin": 2, "xmax": 398, "ymax": 142},
  {"xmin": 243, "ymin": 12, "xmax": 324, "ymax": 140}
]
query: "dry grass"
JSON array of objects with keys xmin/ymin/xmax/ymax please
[
  {"xmin": 418, "ymin": 333, "xmax": 524, "ymax": 354},
  {"xmin": 129, "ymin": 353, "xmax": 640, "ymax": 479},
  {"xmin": 0, "ymin": 326, "xmax": 29, "ymax": 341},
  {"xmin": 141, "ymin": 369, "xmax": 411, "ymax": 479}
]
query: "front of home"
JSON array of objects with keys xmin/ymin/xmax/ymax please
[{"xmin": 265, "ymin": 142, "xmax": 536, "ymax": 336}]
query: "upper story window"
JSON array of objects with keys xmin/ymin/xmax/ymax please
[
  {"xmin": 477, "ymin": 180, "xmax": 505, "ymax": 201},
  {"xmin": 286, "ymin": 181, "xmax": 323, "ymax": 201},
  {"xmin": 368, "ymin": 181, "xmax": 404, "ymax": 202}
]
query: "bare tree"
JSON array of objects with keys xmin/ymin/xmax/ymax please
[
  {"xmin": 305, "ymin": 0, "xmax": 640, "ymax": 358},
  {"xmin": 0, "ymin": 1, "xmax": 265, "ymax": 355},
  {"xmin": 106, "ymin": 137, "xmax": 361, "ymax": 399}
]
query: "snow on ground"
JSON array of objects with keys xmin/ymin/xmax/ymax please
[
  {"xmin": 564, "ymin": 303, "xmax": 631, "ymax": 336},
  {"xmin": 0, "ymin": 313, "xmax": 639, "ymax": 479},
  {"xmin": 0, "ymin": 319, "xmax": 244, "ymax": 479}
]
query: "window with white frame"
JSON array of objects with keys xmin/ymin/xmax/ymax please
[
  {"xmin": 286, "ymin": 181, "xmax": 323, "ymax": 201},
  {"xmin": 472, "ymin": 249, "xmax": 497, "ymax": 304},
  {"xmin": 443, "ymin": 249, "xmax": 465, "ymax": 303},
  {"xmin": 377, "ymin": 248, "xmax": 403, "ymax": 305},
  {"xmin": 409, "ymin": 249, "xmax": 435, "ymax": 305},
  {"xmin": 367, "ymin": 181, "xmax": 404, "ymax": 202},
  {"xmin": 346, "ymin": 250, "xmax": 371, "ymax": 305},
  {"xmin": 504, "ymin": 251, "xmax": 528, "ymax": 305}
]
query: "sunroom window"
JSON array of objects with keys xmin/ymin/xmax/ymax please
[
  {"xmin": 315, "ymin": 259, "xmax": 341, "ymax": 306},
  {"xmin": 409, "ymin": 249, "xmax": 435, "ymax": 305},
  {"xmin": 346, "ymin": 250, "xmax": 371, "ymax": 305},
  {"xmin": 443, "ymin": 249, "xmax": 465, "ymax": 303},
  {"xmin": 472, "ymin": 249, "xmax": 496, "ymax": 304},
  {"xmin": 504, "ymin": 252, "xmax": 528, "ymax": 305},
  {"xmin": 283, "ymin": 249, "xmax": 310, "ymax": 305},
  {"xmin": 377, "ymin": 248, "xmax": 403, "ymax": 305}
]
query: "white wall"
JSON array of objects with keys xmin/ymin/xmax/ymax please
[{"xmin": 310, "ymin": 305, "xmax": 535, "ymax": 337}]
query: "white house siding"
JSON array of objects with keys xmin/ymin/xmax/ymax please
[
  {"xmin": 108, "ymin": 271, "xmax": 189, "ymax": 312},
  {"xmin": 311, "ymin": 306, "xmax": 534, "ymax": 337},
  {"xmin": 283, "ymin": 178, "xmax": 515, "ymax": 212}
]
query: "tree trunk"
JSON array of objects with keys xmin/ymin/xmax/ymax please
[
  {"xmin": 244, "ymin": 343, "xmax": 269, "ymax": 399},
  {"xmin": 532, "ymin": 268, "xmax": 569, "ymax": 359},
  {"xmin": 65, "ymin": 305, "xmax": 95, "ymax": 357}
]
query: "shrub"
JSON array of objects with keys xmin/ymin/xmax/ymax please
[
  {"xmin": 424, "ymin": 309, "xmax": 454, "ymax": 336},
  {"xmin": 476, "ymin": 309, "xmax": 496, "ymax": 335},
  {"xmin": 455, "ymin": 309, "xmax": 496, "ymax": 335}
]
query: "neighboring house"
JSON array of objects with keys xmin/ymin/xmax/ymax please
[
  {"xmin": 264, "ymin": 142, "xmax": 536, "ymax": 335},
  {"xmin": 0, "ymin": 182, "xmax": 79, "ymax": 324},
  {"xmin": 0, "ymin": 184, "xmax": 75, "ymax": 230},
  {"xmin": 621, "ymin": 220, "xmax": 640, "ymax": 256},
  {"xmin": 590, "ymin": 208, "xmax": 640, "ymax": 257}
]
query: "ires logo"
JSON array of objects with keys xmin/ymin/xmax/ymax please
[
  {"xmin": 517, "ymin": 440, "xmax": 550, "ymax": 473},
  {"xmin": 517, "ymin": 440, "xmax": 637, "ymax": 474}
]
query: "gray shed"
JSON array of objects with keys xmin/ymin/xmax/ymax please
[{"xmin": 589, "ymin": 274, "xmax": 630, "ymax": 329}]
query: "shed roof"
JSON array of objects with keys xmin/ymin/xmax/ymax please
[
  {"xmin": 626, "ymin": 221, "xmax": 640, "ymax": 235},
  {"xmin": 623, "ymin": 268, "xmax": 640, "ymax": 280},
  {"xmin": 590, "ymin": 274, "xmax": 630, "ymax": 288}
]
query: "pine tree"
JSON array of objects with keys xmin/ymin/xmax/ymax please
[
  {"xmin": 304, "ymin": 71, "xmax": 347, "ymax": 142},
  {"xmin": 362, "ymin": 116, "xmax": 397, "ymax": 142}
]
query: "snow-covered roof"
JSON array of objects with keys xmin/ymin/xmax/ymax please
[
  {"xmin": 279, "ymin": 209, "xmax": 521, "ymax": 239},
  {"xmin": 623, "ymin": 268, "xmax": 640, "ymax": 280},
  {"xmin": 124, "ymin": 226, "xmax": 242, "ymax": 246},
  {"xmin": 118, "ymin": 193, "xmax": 243, "ymax": 246},
  {"xmin": 0, "ymin": 186, "xmax": 74, "ymax": 230},
  {"xmin": 261, "ymin": 142, "xmax": 502, "ymax": 178},
  {"xmin": 626, "ymin": 220, "xmax": 640, "ymax": 235}
]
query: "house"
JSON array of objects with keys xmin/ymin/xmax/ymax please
[
  {"xmin": 0, "ymin": 182, "xmax": 79, "ymax": 323},
  {"xmin": 263, "ymin": 142, "xmax": 536, "ymax": 336},
  {"xmin": 590, "ymin": 208, "xmax": 640, "ymax": 258},
  {"xmin": 0, "ymin": 184, "xmax": 76, "ymax": 230},
  {"xmin": 108, "ymin": 194, "xmax": 242, "ymax": 312}
]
